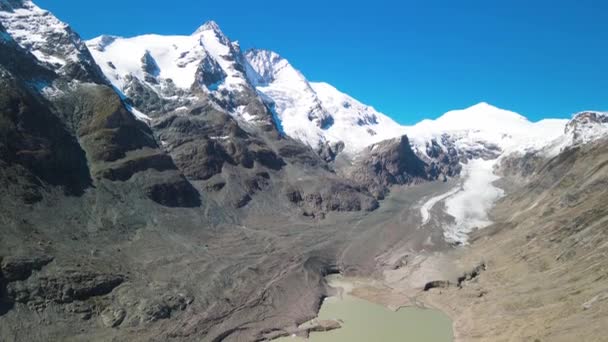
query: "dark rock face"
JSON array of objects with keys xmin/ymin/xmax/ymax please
[
  {"xmin": 0, "ymin": 255, "xmax": 53, "ymax": 282},
  {"xmin": 194, "ymin": 53, "xmax": 226, "ymax": 89},
  {"xmin": 2, "ymin": 110, "xmax": 88, "ymax": 187},
  {"xmin": 0, "ymin": 254, "xmax": 123, "ymax": 320},
  {"xmin": 68, "ymin": 86, "xmax": 157, "ymax": 162},
  {"xmin": 174, "ymin": 139, "xmax": 232, "ymax": 180},
  {"xmin": 0, "ymin": 22, "xmax": 55, "ymax": 80},
  {"xmin": 286, "ymin": 181, "xmax": 379, "ymax": 218},
  {"xmin": 42, "ymin": 83, "xmax": 201, "ymax": 208},
  {"xmin": 321, "ymin": 182, "xmax": 379, "ymax": 212},
  {"xmin": 8, "ymin": 270, "xmax": 124, "ymax": 306},
  {"xmin": 141, "ymin": 50, "xmax": 160, "ymax": 78},
  {"xmin": 346, "ymin": 135, "xmax": 429, "ymax": 198},
  {"xmin": 278, "ymin": 142, "xmax": 326, "ymax": 168},
  {"xmin": 317, "ymin": 140, "xmax": 345, "ymax": 163},
  {"xmin": 457, "ymin": 263, "xmax": 486, "ymax": 288},
  {"xmin": 464, "ymin": 141, "xmax": 501, "ymax": 160},
  {"xmin": 123, "ymin": 75, "xmax": 192, "ymax": 116},
  {"xmin": 421, "ymin": 135, "xmax": 463, "ymax": 180},
  {"xmin": 342, "ymin": 134, "xmax": 467, "ymax": 198},
  {"xmin": 96, "ymin": 150, "xmax": 176, "ymax": 182},
  {"xmin": 423, "ymin": 280, "xmax": 451, "ymax": 291},
  {"xmin": 54, "ymin": 85, "xmax": 175, "ymax": 185},
  {"xmin": 306, "ymin": 104, "xmax": 333, "ymax": 129},
  {"xmin": 154, "ymin": 106, "xmax": 285, "ymax": 181},
  {"xmin": 356, "ymin": 113, "xmax": 378, "ymax": 126},
  {"xmin": 0, "ymin": 75, "xmax": 92, "ymax": 199},
  {"xmin": 215, "ymin": 86, "xmax": 280, "ymax": 133},
  {"xmin": 144, "ymin": 172, "xmax": 201, "ymax": 208}
]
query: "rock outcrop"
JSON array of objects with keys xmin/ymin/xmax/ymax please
[
  {"xmin": 345, "ymin": 135, "xmax": 437, "ymax": 198},
  {"xmin": 565, "ymin": 111, "xmax": 608, "ymax": 144},
  {"xmin": 0, "ymin": 5, "xmax": 201, "ymax": 208}
]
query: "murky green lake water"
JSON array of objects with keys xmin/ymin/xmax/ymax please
[{"xmin": 275, "ymin": 277, "xmax": 453, "ymax": 342}]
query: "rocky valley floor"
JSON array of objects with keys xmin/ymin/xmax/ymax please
[
  {"xmin": 1, "ymin": 1, "xmax": 608, "ymax": 341},
  {"xmin": 0, "ymin": 173, "xmax": 458, "ymax": 341},
  {"xmin": 347, "ymin": 139, "xmax": 608, "ymax": 342},
  {"xmin": 5, "ymin": 137, "xmax": 607, "ymax": 342}
]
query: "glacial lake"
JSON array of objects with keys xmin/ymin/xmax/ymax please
[{"xmin": 275, "ymin": 276, "xmax": 453, "ymax": 342}]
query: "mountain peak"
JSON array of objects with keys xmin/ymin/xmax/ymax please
[
  {"xmin": 454, "ymin": 102, "xmax": 526, "ymax": 121},
  {"xmin": 245, "ymin": 48, "xmax": 291, "ymax": 85},
  {"xmin": 562, "ymin": 111, "xmax": 608, "ymax": 146},
  {"xmin": 245, "ymin": 48, "xmax": 283, "ymax": 65},
  {"xmin": 193, "ymin": 20, "xmax": 223, "ymax": 35},
  {"xmin": 568, "ymin": 111, "xmax": 608, "ymax": 131},
  {"xmin": 245, "ymin": 48, "xmax": 283, "ymax": 66},
  {"xmin": 468, "ymin": 101, "xmax": 494, "ymax": 109},
  {"xmin": 448, "ymin": 103, "xmax": 528, "ymax": 128}
]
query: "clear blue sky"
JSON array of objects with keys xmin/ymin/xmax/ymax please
[{"xmin": 36, "ymin": 0, "xmax": 607, "ymax": 124}]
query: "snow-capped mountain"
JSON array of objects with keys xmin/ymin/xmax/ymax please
[
  {"xmin": 85, "ymin": 30, "xmax": 408, "ymax": 154},
  {"xmin": 0, "ymin": 0, "xmax": 104, "ymax": 83},
  {"xmin": 565, "ymin": 111, "xmax": 608, "ymax": 144},
  {"xmin": 82, "ymin": 19, "xmax": 606, "ymax": 162},
  {"xmin": 85, "ymin": 21, "xmax": 278, "ymax": 130},
  {"xmin": 542, "ymin": 111, "xmax": 608, "ymax": 156},
  {"xmin": 404, "ymin": 102, "xmax": 569, "ymax": 158},
  {"xmin": 245, "ymin": 49, "xmax": 405, "ymax": 153},
  {"xmin": 243, "ymin": 49, "xmax": 595, "ymax": 161},
  {"xmin": 245, "ymin": 49, "xmax": 332, "ymax": 144},
  {"xmin": 87, "ymin": 21, "xmax": 248, "ymax": 93},
  {"xmin": 3, "ymin": 0, "xmax": 602, "ymax": 164},
  {"xmin": 2, "ymin": 3, "xmax": 608, "ymax": 341}
]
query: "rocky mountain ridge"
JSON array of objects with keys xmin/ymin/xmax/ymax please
[
  {"xmin": 1, "ymin": 1, "xmax": 607, "ymax": 341},
  {"xmin": 81, "ymin": 9, "xmax": 606, "ymax": 181}
]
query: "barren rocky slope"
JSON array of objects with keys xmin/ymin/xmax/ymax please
[
  {"xmin": 0, "ymin": 2, "xmax": 457, "ymax": 341},
  {"xmin": 1, "ymin": 1, "xmax": 607, "ymax": 342},
  {"xmin": 372, "ymin": 138, "xmax": 608, "ymax": 342}
]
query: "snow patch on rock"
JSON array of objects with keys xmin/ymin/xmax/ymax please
[
  {"xmin": 86, "ymin": 20, "xmax": 248, "ymax": 92},
  {"xmin": 245, "ymin": 49, "xmax": 405, "ymax": 152},
  {"xmin": 404, "ymin": 102, "xmax": 568, "ymax": 156},
  {"xmin": 544, "ymin": 111, "xmax": 608, "ymax": 156}
]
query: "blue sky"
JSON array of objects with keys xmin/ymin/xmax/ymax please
[{"xmin": 36, "ymin": 0, "xmax": 607, "ymax": 124}]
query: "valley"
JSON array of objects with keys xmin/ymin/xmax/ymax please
[{"xmin": 0, "ymin": 1, "xmax": 607, "ymax": 341}]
